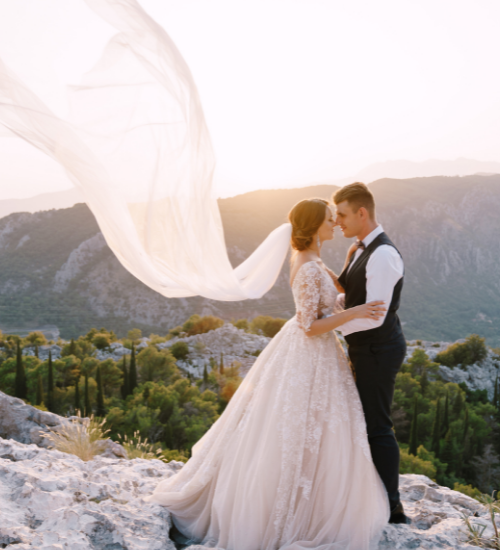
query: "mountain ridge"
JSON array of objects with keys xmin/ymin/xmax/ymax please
[{"xmin": 1, "ymin": 174, "xmax": 500, "ymax": 343}]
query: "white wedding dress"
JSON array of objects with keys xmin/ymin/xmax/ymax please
[{"xmin": 145, "ymin": 260, "xmax": 390, "ymax": 550}]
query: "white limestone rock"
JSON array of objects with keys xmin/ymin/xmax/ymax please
[
  {"xmin": 0, "ymin": 436, "xmax": 490, "ymax": 550},
  {"xmin": 406, "ymin": 339, "xmax": 500, "ymax": 400},
  {"xmin": 0, "ymin": 437, "xmax": 180, "ymax": 550},
  {"xmin": 0, "ymin": 391, "xmax": 127, "ymax": 459},
  {"xmin": 158, "ymin": 323, "xmax": 271, "ymax": 377},
  {"xmin": 23, "ymin": 344, "xmax": 62, "ymax": 361}
]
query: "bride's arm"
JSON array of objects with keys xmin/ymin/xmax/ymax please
[
  {"xmin": 342, "ymin": 242, "xmax": 358, "ymax": 271},
  {"xmin": 305, "ymin": 301, "xmax": 386, "ymax": 337},
  {"xmin": 323, "ymin": 266, "xmax": 345, "ymax": 293}
]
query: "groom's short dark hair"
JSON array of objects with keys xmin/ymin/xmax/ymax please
[{"xmin": 333, "ymin": 182, "xmax": 375, "ymax": 220}]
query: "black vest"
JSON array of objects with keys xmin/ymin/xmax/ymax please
[{"xmin": 337, "ymin": 232, "xmax": 404, "ymax": 346}]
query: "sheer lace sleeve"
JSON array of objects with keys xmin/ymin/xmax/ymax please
[{"xmin": 293, "ymin": 262, "xmax": 322, "ymax": 333}]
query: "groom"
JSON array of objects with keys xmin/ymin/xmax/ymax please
[{"xmin": 333, "ymin": 182, "xmax": 410, "ymax": 525}]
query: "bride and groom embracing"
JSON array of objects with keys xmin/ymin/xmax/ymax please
[{"xmin": 145, "ymin": 182, "xmax": 409, "ymax": 549}]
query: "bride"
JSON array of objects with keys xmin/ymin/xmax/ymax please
[{"xmin": 145, "ymin": 197, "xmax": 390, "ymax": 550}]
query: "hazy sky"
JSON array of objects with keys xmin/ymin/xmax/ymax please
[{"xmin": 0, "ymin": 0, "xmax": 499, "ymax": 199}]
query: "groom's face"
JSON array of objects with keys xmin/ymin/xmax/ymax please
[{"xmin": 335, "ymin": 201, "xmax": 363, "ymax": 239}]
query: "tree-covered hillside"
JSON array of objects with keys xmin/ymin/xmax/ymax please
[{"xmin": 1, "ymin": 175, "xmax": 500, "ymax": 343}]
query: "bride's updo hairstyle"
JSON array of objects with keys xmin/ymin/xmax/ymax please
[{"xmin": 288, "ymin": 198, "xmax": 329, "ymax": 251}]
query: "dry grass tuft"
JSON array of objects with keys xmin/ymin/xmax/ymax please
[
  {"xmin": 117, "ymin": 431, "xmax": 163, "ymax": 460},
  {"xmin": 462, "ymin": 493, "xmax": 500, "ymax": 549},
  {"xmin": 40, "ymin": 410, "xmax": 110, "ymax": 462}
]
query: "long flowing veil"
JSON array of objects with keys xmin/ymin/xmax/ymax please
[{"xmin": 0, "ymin": 0, "xmax": 292, "ymax": 301}]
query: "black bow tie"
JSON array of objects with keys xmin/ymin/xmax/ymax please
[{"xmin": 356, "ymin": 240, "xmax": 366, "ymax": 250}]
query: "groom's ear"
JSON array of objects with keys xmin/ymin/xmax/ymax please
[{"xmin": 357, "ymin": 206, "xmax": 370, "ymax": 221}]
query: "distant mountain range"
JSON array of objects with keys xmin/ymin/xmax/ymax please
[
  {"xmin": 1, "ymin": 173, "xmax": 500, "ymax": 344},
  {"xmin": 2, "ymin": 158, "xmax": 499, "ymax": 219}
]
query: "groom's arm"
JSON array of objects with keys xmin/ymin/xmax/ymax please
[{"xmin": 336, "ymin": 245, "xmax": 404, "ymax": 336}]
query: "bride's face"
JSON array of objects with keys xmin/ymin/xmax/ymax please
[{"xmin": 317, "ymin": 206, "xmax": 336, "ymax": 243}]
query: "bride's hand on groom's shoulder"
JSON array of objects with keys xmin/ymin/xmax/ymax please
[
  {"xmin": 324, "ymin": 266, "xmax": 345, "ymax": 293},
  {"xmin": 347, "ymin": 243, "xmax": 358, "ymax": 260}
]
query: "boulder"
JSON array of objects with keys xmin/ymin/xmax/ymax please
[{"xmin": 0, "ymin": 391, "xmax": 127, "ymax": 459}]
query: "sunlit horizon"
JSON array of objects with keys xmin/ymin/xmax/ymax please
[{"xmin": 0, "ymin": 0, "xmax": 499, "ymax": 200}]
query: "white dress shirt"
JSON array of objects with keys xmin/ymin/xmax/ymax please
[{"xmin": 336, "ymin": 225, "xmax": 404, "ymax": 337}]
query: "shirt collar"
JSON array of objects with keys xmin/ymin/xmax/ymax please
[{"xmin": 362, "ymin": 224, "xmax": 384, "ymax": 248}]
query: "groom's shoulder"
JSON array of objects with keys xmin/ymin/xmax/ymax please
[{"xmin": 374, "ymin": 233, "xmax": 404, "ymax": 261}]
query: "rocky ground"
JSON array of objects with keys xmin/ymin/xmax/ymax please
[
  {"xmin": 0, "ymin": 435, "xmax": 490, "ymax": 550},
  {"xmin": 0, "ymin": 389, "xmax": 494, "ymax": 550}
]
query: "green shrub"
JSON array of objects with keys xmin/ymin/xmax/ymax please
[
  {"xmin": 249, "ymin": 316, "xmax": 287, "ymax": 338},
  {"xmin": 185, "ymin": 315, "xmax": 224, "ymax": 336},
  {"xmin": 435, "ymin": 334, "xmax": 488, "ymax": 368},
  {"xmin": 232, "ymin": 319, "xmax": 249, "ymax": 331},
  {"xmin": 453, "ymin": 482, "xmax": 483, "ymax": 501},
  {"xmin": 399, "ymin": 446, "xmax": 436, "ymax": 479},
  {"xmin": 170, "ymin": 341, "xmax": 190, "ymax": 361},
  {"xmin": 92, "ymin": 333, "xmax": 111, "ymax": 350}
]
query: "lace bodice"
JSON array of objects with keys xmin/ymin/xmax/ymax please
[{"xmin": 291, "ymin": 260, "xmax": 340, "ymax": 332}]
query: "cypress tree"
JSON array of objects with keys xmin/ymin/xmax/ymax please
[
  {"xmin": 203, "ymin": 364, "xmax": 209, "ymax": 385},
  {"xmin": 120, "ymin": 357, "xmax": 129, "ymax": 400},
  {"xmin": 441, "ymin": 429, "xmax": 454, "ymax": 473},
  {"xmin": 164, "ymin": 422, "xmax": 174, "ymax": 449},
  {"xmin": 69, "ymin": 338, "xmax": 77, "ymax": 356},
  {"xmin": 74, "ymin": 374, "xmax": 81, "ymax": 413},
  {"xmin": 14, "ymin": 340, "xmax": 27, "ymax": 400},
  {"xmin": 46, "ymin": 351, "xmax": 55, "ymax": 413},
  {"xmin": 442, "ymin": 391, "xmax": 450, "ymax": 437},
  {"xmin": 84, "ymin": 373, "xmax": 91, "ymax": 418},
  {"xmin": 96, "ymin": 365, "xmax": 106, "ymax": 417},
  {"xmin": 462, "ymin": 406, "xmax": 470, "ymax": 444},
  {"xmin": 35, "ymin": 372, "xmax": 44, "ymax": 406},
  {"xmin": 219, "ymin": 352, "xmax": 224, "ymax": 375},
  {"xmin": 143, "ymin": 385, "xmax": 150, "ymax": 402},
  {"xmin": 452, "ymin": 391, "xmax": 464, "ymax": 419},
  {"xmin": 494, "ymin": 374, "xmax": 499, "ymax": 409},
  {"xmin": 129, "ymin": 345, "xmax": 138, "ymax": 393},
  {"xmin": 431, "ymin": 398, "xmax": 441, "ymax": 456},
  {"xmin": 420, "ymin": 367, "xmax": 429, "ymax": 396},
  {"xmin": 409, "ymin": 394, "xmax": 419, "ymax": 456}
]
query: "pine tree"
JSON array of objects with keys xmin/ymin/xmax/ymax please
[
  {"xmin": 409, "ymin": 394, "xmax": 419, "ymax": 456},
  {"xmin": 120, "ymin": 357, "xmax": 129, "ymax": 400},
  {"xmin": 14, "ymin": 340, "xmax": 27, "ymax": 400},
  {"xmin": 129, "ymin": 344, "xmax": 138, "ymax": 393},
  {"xmin": 46, "ymin": 351, "xmax": 55, "ymax": 413},
  {"xmin": 441, "ymin": 429, "xmax": 454, "ymax": 473},
  {"xmin": 35, "ymin": 372, "xmax": 44, "ymax": 406},
  {"xmin": 35, "ymin": 344, "xmax": 39, "ymax": 358},
  {"xmin": 69, "ymin": 338, "xmax": 77, "ymax": 357},
  {"xmin": 442, "ymin": 391, "xmax": 450, "ymax": 437},
  {"xmin": 84, "ymin": 373, "xmax": 91, "ymax": 418},
  {"xmin": 74, "ymin": 374, "xmax": 81, "ymax": 413},
  {"xmin": 96, "ymin": 366, "xmax": 106, "ymax": 417},
  {"xmin": 431, "ymin": 398, "xmax": 441, "ymax": 456},
  {"xmin": 219, "ymin": 352, "xmax": 224, "ymax": 375}
]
